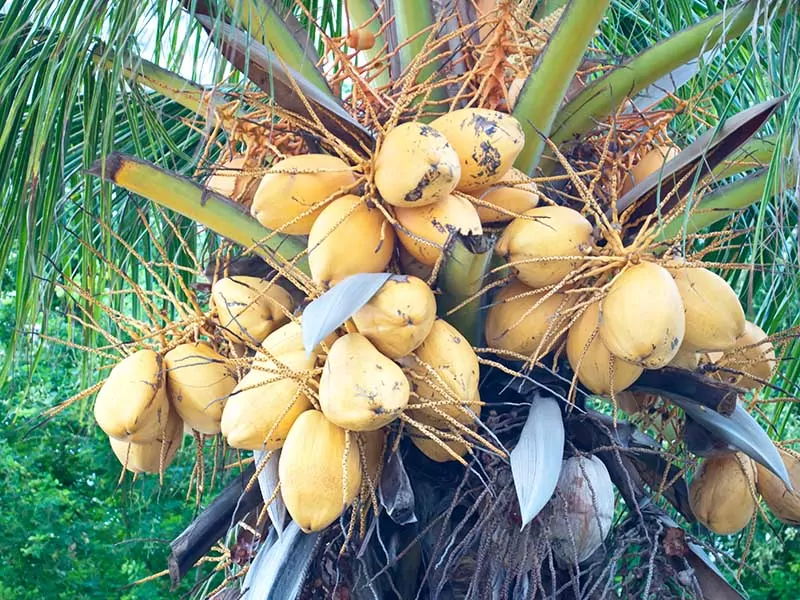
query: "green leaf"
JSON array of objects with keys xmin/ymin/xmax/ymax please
[
  {"xmin": 224, "ymin": 0, "xmax": 331, "ymax": 95},
  {"xmin": 512, "ymin": 0, "xmax": 613, "ymax": 175},
  {"xmin": 655, "ymin": 165, "xmax": 795, "ymax": 243},
  {"xmin": 548, "ymin": 2, "xmax": 757, "ymax": 154}
]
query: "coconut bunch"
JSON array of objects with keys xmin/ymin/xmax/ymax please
[
  {"xmin": 212, "ymin": 283, "xmax": 497, "ymax": 532},
  {"xmin": 687, "ymin": 447, "xmax": 800, "ymax": 535}
]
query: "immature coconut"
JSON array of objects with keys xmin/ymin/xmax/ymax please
[
  {"xmin": 220, "ymin": 351, "xmax": 315, "ymax": 450},
  {"xmin": 260, "ymin": 319, "xmax": 338, "ymax": 357},
  {"xmin": 471, "ymin": 167, "xmax": 539, "ymax": 223},
  {"xmin": 398, "ymin": 246, "xmax": 434, "ymax": 281},
  {"xmin": 716, "ymin": 321, "xmax": 776, "ymax": 390},
  {"xmin": 319, "ymin": 333, "xmax": 410, "ymax": 431},
  {"xmin": 689, "ymin": 452, "xmax": 757, "ymax": 535},
  {"xmin": 404, "ymin": 319, "xmax": 481, "ymax": 428},
  {"xmin": 495, "ymin": 205, "xmax": 593, "ymax": 288},
  {"xmin": 566, "ymin": 302, "xmax": 643, "ymax": 395},
  {"xmin": 430, "ymin": 108, "xmax": 524, "ymax": 192},
  {"xmin": 279, "ymin": 410, "xmax": 363, "ymax": 533},
  {"xmin": 351, "ymin": 274, "xmax": 436, "ymax": 359},
  {"xmin": 621, "ymin": 144, "xmax": 681, "ymax": 195},
  {"xmin": 668, "ymin": 345, "xmax": 700, "ymax": 370},
  {"xmin": 395, "ymin": 194, "xmax": 482, "ymax": 266},
  {"xmin": 599, "ymin": 262, "xmax": 685, "ymax": 369},
  {"xmin": 307, "ymin": 194, "xmax": 395, "ymax": 287},
  {"xmin": 485, "ymin": 280, "xmax": 570, "ymax": 358},
  {"xmin": 408, "ymin": 424, "xmax": 471, "ymax": 463},
  {"xmin": 251, "ymin": 154, "xmax": 356, "ymax": 234},
  {"xmin": 346, "ymin": 28, "xmax": 375, "ymax": 51},
  {"xmin": 549, "ymin": 455, "xmax": 615, "ymax": 565},
  {"xmin": 206, "ymin": 155, "xmax": 262, "ymax": 209},
  {"xmin": 755, "ymin": 448, "xmax": 800, "ymax": 525},
  {"xmin": 374, "ymin": 122, "xmax": 461, "ymax": 208},
  {"xmin": 164, "ymin": 342, "xmax": 237, "ymax": 435},
  {"xmin": 670, "ymin": 266, "xmax": 745, "ymax": 351},
  {"xmin": 94, "ymin": 349, "xmax": 170, "ymax": 443},
  {"xmin": 211, "ymin": 276, "xmax": 293, "ymax": 345},
  {"xmin": 109, "ymin": 403, "xmax": 183, "ymax": 474}
]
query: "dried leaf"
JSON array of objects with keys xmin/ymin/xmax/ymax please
[
  {"xmin": 668, "ymin": 397, "xmax": 791, "ymax": 488},
  {"xmin": 510, "ymin": 395, "xmax": 565, "ymax": 528},
  {"xmin": 242, "ymin": 521, "xmax": 319, "ymax": 600},
  {"xmin": 301, "ymin": 272, "xmax": 393, "ymax": 354},
  {"xmin": 379, "ymin": 451, "xmax": 417, "ymax": 525},
  {"xmin": 193, "ymin": 15, "xmax": 374, "ymax": 150},
  {"xmin": 618, "ymin": 96, "xmax": 786, "ymax": 231},
  {"xmin": 253, "ymin": 450, "xmax": 287, "ymax": 536}
]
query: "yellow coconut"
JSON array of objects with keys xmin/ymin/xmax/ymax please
[
  {"xmin": 164, "ymin": 342, "xmax": 237, "ymax": 435},
  {"xmin": 251, "ymin": 154, "xmax": 356, "ymax": 234},
  {"xmin": 374, "ymin": 122, "xmax": 461, "ymax": 208},
  {"xmin": 668, "ymin": 346, "xmax": 700, "ymax": 370},
  {"xmin": 260, "ymin": 319, "xmax": 338, "ymax": 357},
  {"xmin": 621, "ymin": 144, "xmax": 681, "ymax": 195},
  {"xmin": 717, "ymin": 321, "xmax": 776, "ymax": 390},
  {"xmin": 360, "ymin": 428, "xmax": 387, "ymax": 485},
  {"xmin": 485, "ymin": 280, "xmax": 570, "ymax": 358},
  {"xmin": 404, "ymin": 319, "xmax": 480, "ymax": 428},
  {"xmin": 689, "ymin": 452, "xmax": 757, "ymax": 535},
  {"xmin": 319, "ymin": 333, "xmax": 410, "ymax": 431},
  {"xmin": 755, "ymin": 449, "xmax": 800, "ymax": 525},
  {"xmin": 206, "ymin": 155, "xmax": 262, "ymax": 208},
  {"xmin": 430, "ymin": 108, "xmax": 525, "ymax": 192},
  {"xmin": 599, "ymin": 262, "xmax": 685, "ymax": 369},
  {"xmin": 279, "ymin": 410, "xmax": 363, "ymax": 532},
  {"xmin": 351, "ymin": 275, "xmax": 437, "ymax": 359},
  {"xmin": 109, "ymin": 404, "xmax": 184, "ymax": 474},
  {"xmin": 471, "ymin": 168, "xmax": 539, "ymax": 223},
  {"xmin": 211, "ymin": 276, "xmax": 293, "ymax": 345},
  {"xmin": 94, "ymin": 349, "xmax": 170, "ymax": 443},
  {"xmin": 495, "ymin": 205, "xmax": 593, "ymax": 288},
  {"xmin": 307, "ymin": 194, "xmax": 395, "ymax": 287},
  {"xmin": 395, "ymin": 194, "xmax": 482, "ymax": 266},
  {"xmin": 566, "ymin": 303, "xmax": 643, "ymax": 395},
  {"xmin": 220, "ymin": 351, "xmax": 316, "ymax": 450},
  {"xmin": 409, "ymin": 425, "xmax": 470, "ymax": 463},
  {"xmin": 398, "ymin": 246, "xmax": 434, "ymax": 280},
  {"xmin": 670, "ymin": 266, "xmax": 745, "ymax": 352}
]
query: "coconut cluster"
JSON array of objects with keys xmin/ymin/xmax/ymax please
[
  {"xmin": 92, "ymin": 269, "xmax": 488, "ymax": 531},
  {"xmin": 95, "ymin": 104, "xmax": 784, "ymax": 540}
]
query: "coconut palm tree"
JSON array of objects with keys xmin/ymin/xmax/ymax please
[{"xmin": 1, "ymin": 0, "xmax": 799, "ymax": 598}]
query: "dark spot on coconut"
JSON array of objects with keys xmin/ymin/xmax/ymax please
[
  {"xmin": 430, "ymin": 218, "xmax": 448, "ymax": 235},
  {"xmin": 405, "ymin": 164, "xmax": 441, "ymax": 203},
  {"xmin": 471, "ymin": 114, "xmax": 499, "ymax": 136},
  {"xmin": 418, "ymin": 125, "xmax": 438, "ymax": 137},
  {"xmin": 472, "ymin": 141, "xmax": 502, "ymax": 178},
  {"xmin": 671, "ymin": 336, "xmax": 681, "ymax": 350}
]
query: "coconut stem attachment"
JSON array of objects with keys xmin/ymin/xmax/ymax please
[{"xmin": 438, "ymin": 233, "xmax": 494, "ymax": 345}]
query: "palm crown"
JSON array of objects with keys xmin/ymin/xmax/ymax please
[{"xmin": 1, "ymin": 0, "xmax": 799, "ymax": 598}]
